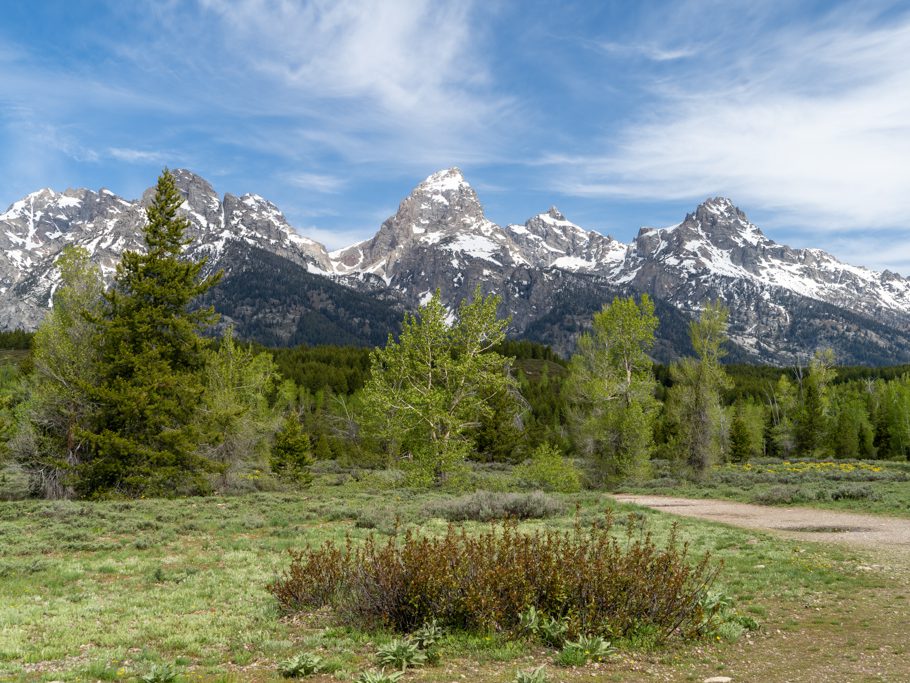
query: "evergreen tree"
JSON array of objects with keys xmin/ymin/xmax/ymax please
[
  {"xmin": 728, "ymin": 403, "xmax": 751, "ymax": 463},
  {"xmin": 76, "ymin": 169, "xmax": 222, "ymax": 497},
  {"xmin": 795, "ymin": 349, "xmax": 836, "ymax": 457},
  {"xmin": 270, "ymin": 412, "xmax": 314, "ymax": 485},
  {"xmin": 313, "ymin": 432, "xmax": 333, "ymax": 460},
  {"xmin": 567, "ymin": 295, "xmax": 659, "ymax": 481}
]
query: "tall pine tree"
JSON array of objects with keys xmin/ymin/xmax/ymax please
[{"xmin": 77, "ymin": 169, "xmax": 222, "ymax": 497}]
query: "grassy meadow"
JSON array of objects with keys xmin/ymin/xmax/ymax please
[{"xmin": 1, "ymin": 464, "xmax": 901, "ymax": 682}]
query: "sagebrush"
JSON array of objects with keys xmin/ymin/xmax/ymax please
[
  {"xmin": 269, "ymin": 513, "xmax": 720, "ymax": 641},
  {"xmin": 425, "ymin": 490, "xmax": 563, "ymax": 522}
]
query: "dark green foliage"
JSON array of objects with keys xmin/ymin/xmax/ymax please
[
  {"xmin": 425, "ymin": 490, "xmax": 564, "ymax": 522},
  {"xmin": 268, "ymin": 515, "xmax": 720, "ymax": 642},
  {"xmin": 270, "ymin": 413, "xmax": 314, "ymax": 485},
  {"xmin": 494, "ymin": 339, "xmax": 567, "ymax": 365},
  {"xmin": 476, "ymin": 358, "xmax": 570, "ymax": 462},
  {"xmin": 795, "ymin": 381, "xmax": 825, "ymax": 455},
  {"xmin": 0, "ymin": 363, "xmax": 24, "ymax": 461},
  {"xmin": 0, "ymin": 329, "xmax": 33, "ymax": 350},
  {"xmin": 76, "ymin": 169, "xmax": 222, "ymax": 498},
  {"xmin": 728, "ymin": 405, "xmax": 752, "ymax": 463},
  {"xmin": 269, "ymin": 344, "xmax": 372, "ymax": 395},
  {"xmin": 314, "ymin": 433, "xmax": 333, "ymax": 460}
]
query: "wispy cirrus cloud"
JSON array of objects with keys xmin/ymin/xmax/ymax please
[
  {"xmin": 596, "ymin": 41, "xmax": 700, "ymax": 62},
  {"xmin": 545, "ymin": 5, "xmax": 910, "ymax": 233},
  {"xmin": 180, "ymin": 0, "xmax": 515, "ymax": 167},
  {"xmin": 107, "ymin": 147, "xmax": 172, "ymax": 164},
  {"xmin": 283, "ymin": 172, "xmax": 347, "ymax": 194}
]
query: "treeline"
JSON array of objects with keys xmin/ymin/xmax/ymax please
[
  {"xmin": 0, "ymin": 329, "xmax": 33, "ymax": 350},
  {"xmin": 1, "ymin": 171, "xmax": 908, "ymax": 498}
]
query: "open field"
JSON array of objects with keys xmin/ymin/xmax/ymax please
[
  {"xmin": 2, "ymin": 471, "xmax": 909, "ymax": 682},
  {"xmin": 621, "ymin": 458, "xmax": 910, "ymax": 518}
]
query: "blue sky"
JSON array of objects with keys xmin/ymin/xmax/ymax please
[{"xmin": 2, "ymin": 1, "xmax": 910, "ymax": 271}]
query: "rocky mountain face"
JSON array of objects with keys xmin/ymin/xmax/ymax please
[
  {"xmin": 3, "ymin": 167, "xmax": 910, "ymax": 365},
  {"xmin": 0, "ymin": 170, "xmax": 343, "ymax": 338}
]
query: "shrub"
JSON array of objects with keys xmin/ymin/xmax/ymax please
[
  {"xmin": 410, "ymin": 619, "xmax": 444, "ymax": 650},
  {"xmin": 269, "ymin": 513, "xmax": 721, "ymax": 643},
  {"xmin": 278, "ymin": 653, "xmax": 324, "ymax": 678},
  {"xmin": 555, "ymin": 644, "xmax": 587, "ymax": 666},
  {"xmin": 513, "ymin": 443, "xmax": 582, "ymax": 493},
  {"xmin": 751, "ymin": 485, "xmax": 811, "ymax": 505},
  {"xmin": 537, "ymin": 615, "xmax": 569, "ymax": 647},
  {"xmin": 139, "ymin": 663, "xmax": 178, "ymax": 683},
  {"xmin": 829, "ymin": 484, "xmax": 880, "ymax": 501},
  {"xmin": 355, "ymin": 508, "xmax": 401, "ymax": 535},
  {"xmin": 355, "ymin": 670, "xmax": 404, "ymax": 683},
  {"xmin": 375, "ymin": 639, "xmax": 426, "ymax": 670},
  {"xmin": 560, "ymin": 635, "xmax": 614, "ymax": 663},
  {"xmin": 425, "ymin": 490, "xmax": 563, "ymax": 522},
  {"xmin": 514, "ymin": 666, "xmax": 549, "ymax": 683}
]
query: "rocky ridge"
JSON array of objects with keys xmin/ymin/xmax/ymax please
[{"xmin": 2, "ymin": 167, "xmax": 909, "ymax": 364}]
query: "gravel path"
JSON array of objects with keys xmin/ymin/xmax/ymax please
[
  {"xmin": 612, "ymin": 494, "xmax": 910, "ymax": 554},
  {"xmin": 611, "ymin": 494, "xmax": 910, "ymax": 682}
]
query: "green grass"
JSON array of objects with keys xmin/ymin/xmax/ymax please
[
  {"xmin": 0, "ymin": 350, "xmax": 27, "ymax": 365},
  {"xmin": 622, "ymin": 458, "xmax": 910, "ymax": 517},
  {"xmin": 0, "ymin": 473, "xmax": 879, "ymax": 681}
]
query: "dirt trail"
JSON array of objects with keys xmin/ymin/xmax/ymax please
[
  {"xmin": 612, "ymin": 494, "xmax": 910, "ymax": 554},
  {"xmin": 609, "ymin": 495, "xmax": 910, "ymax": 682}
]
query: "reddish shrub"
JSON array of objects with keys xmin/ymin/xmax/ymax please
[{"xmin": 268, "ymin": 512, "xmax": 720, "ymax": 642}]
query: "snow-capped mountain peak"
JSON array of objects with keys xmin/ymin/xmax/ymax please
[
  {"xmin": 419, "ymin": 167, "xmax": 471, "ymax": 196},
  {"xmin": 0, "ymin": 171, "xmax": 334, "ymax": 328},
  {"xmin": 5, "ymin": 168, "xmax": 910, "ymax": 365}
]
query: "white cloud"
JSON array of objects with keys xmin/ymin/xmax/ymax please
[
  {"xmin": 193, "ymin": 0, "xmax": 513, "ymax": 165},
  {"xmin": 547, "ymin": 10, "xmax": 910, "ymax": 232},
  {"xmin": 108, "ymin": 147, "xmax": 170, "ymax": 164},
  {"xmin": 284, "ymin": 172, "xmax": 346, "ymax": 194},
  {"xmin": 295, "ymin": 224, "xmax": 371, "ymax": 252},
  {"xmin": 597, "ymin": 40, "xmax": 699, "ymax": 62}
]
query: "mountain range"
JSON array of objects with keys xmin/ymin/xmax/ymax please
[{"xmin": 3, "ymin": 167, "xmax": 910, "ymax": 365}]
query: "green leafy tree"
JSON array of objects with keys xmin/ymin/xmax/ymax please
[
  {"xmin": 76, "ymin": 169, "xmax": 222, "ymax": 497},
  {"xmin": 11, "ymin": 246, "xmax": 103, "ymax": 498},
  {"xmin": 566, "ymin": 295, "xmax": 659, "ymax": 480},
  {"xmin": 361, "ymin": 287, "xmax": 517, "ymax": 485},
  {"xmin": 0, "ymin": 364, "xmax": 25, "ymax": 466},
  {"xmin": 870, "ymin": 375, "xmax": 910, "ymax": 460},
  {"xmin": 766, "ymin": 374, "xmax": 798, "ymax": 457},
  {"xmin": 667, "ymin": 302, "xmax": 732, "ymax": 472},
  {"xmin": 198, "ymin": 329, "xmax": 279, "ymax": 489}
]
